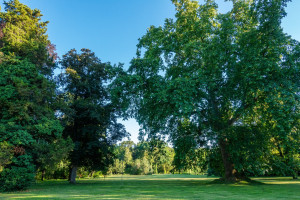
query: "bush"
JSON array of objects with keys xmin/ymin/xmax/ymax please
[
  {"xmin": 0, "ymin": 141, "xmax": 13, "ymax": 167},
  {"xmin": 92, "ymin": 171, "xmax": 103, "ymax": 178},
  {"xmin": 0, "ymin": 155, "xmax": 35, "ymax": 192},
  {"xmin": 207, "ymin": 148, "xmax": 224, "ymax": 177},
  {"xmin": 131, "ymin": 159, "xmax": 142, "ymax": 175}
]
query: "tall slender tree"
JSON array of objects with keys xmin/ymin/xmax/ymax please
[{"xmin": 59, "ymin": 49, "xmax": 128, "ymax": 184}]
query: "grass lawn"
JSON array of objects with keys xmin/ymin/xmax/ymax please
[{"xmin": 0, "ymin": 174, "xmax": 299, "ymax": 199}]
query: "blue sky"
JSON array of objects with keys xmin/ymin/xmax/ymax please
[{"xmin": 2, "ymin": 0, "xmax": 299, "ymax": 143}]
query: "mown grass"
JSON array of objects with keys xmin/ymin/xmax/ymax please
[{"xmin": 0, "ymin": 174, "xmax": 299, "ymax": 199}]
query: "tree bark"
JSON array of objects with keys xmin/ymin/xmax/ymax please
[
  {"xmin": 90, "ymin": 171, "xmax": 95, "ymax": 178},
  {"xmin": 219, "ymin": 139, "xmax": 238, "ymax": 182},
  {"xmin": 68, "ymin": 166, "xmax": 72, "ymax": 181},
  {"xmin": 69, "ymin": 166, "xmax": 77, "ymax": 184},
  {"xmin": 41, "ymin": 170, "xmax": 45, "ymax": 181}
]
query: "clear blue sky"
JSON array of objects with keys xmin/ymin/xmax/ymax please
[{"xmin": 2, "ymin": 0, "xmax": 299, "ymax": 143}]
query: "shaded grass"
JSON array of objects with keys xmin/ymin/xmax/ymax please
[{"xmin": 0, "ymin": 174, "xmax": 299, "ymax": 199}]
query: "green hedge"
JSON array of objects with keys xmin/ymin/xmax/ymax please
[{"xmin": 0, "ymin": 155, "xmax": 35, "ymax": 192}]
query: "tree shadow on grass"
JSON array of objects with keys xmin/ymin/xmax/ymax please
[{"xmin": 210, "ymin": 178, "xmax": 265, "ymax": 185}]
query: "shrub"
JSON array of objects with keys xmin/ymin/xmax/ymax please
[{"xmin": 0, "ymin": 155, "xmax": 35, "ymax": 192}]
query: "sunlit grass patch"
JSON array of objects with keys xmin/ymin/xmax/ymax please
[{"xmin": 0, "ymin": 175, "xmax": 299, "ymax": 199}]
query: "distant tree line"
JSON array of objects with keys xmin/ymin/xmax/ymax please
[
  {"xmin": 110, "ymin": 140, "xmax": 175, "ymax": 175},
  {"xmin": 0, "ymin": 0, "xmax": 299, "ymax": 192}
]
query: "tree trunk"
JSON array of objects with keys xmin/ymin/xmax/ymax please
[
  {"xmin": 293, "ymin": 175, "xmax": 298, "ymax": 180},
  {"xmin": 292, "ymin": 171, "xmax": 298, "ymax": 180},
  {"xmin": 68, "ymin": 166, "xmax": 72, "ymax": 181},
  {"xmin": 90, "ymin": 171, "xmax": 95, "ymax": 178},
  {"xmin": 69, "ymin": 166, "xmax": 77, "ymax": 184},
  {"xmin": 219, "ymin": 139, "xmax": 238, "ymax": 182},
  {"xmin": 41, "ymin": 170, "xmax": 45, "ymax": 181}
]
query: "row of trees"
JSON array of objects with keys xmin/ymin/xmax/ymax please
[
  {"xmin": 0, "ymin": 0, "xmax": 127, "ymax": 191},
  {"xmin": 36, "ymin": 135, "xmax": 298, "ymax": 181},
  {"xmin": 110, "ymin": 140, "xmax": 175, "ymax": 175},
  {"xmin": 37, "ymin": 140, "xmax": 176, "ymax": 178},
  {"xmin": 0, "ymin": 0, "xmax": 299, "ymax": 191}
]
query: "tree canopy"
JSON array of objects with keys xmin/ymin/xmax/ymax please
[
  {"xmin": 0, "ymin": 0, "xmax": 299, "ymax": 192},
  {"xmin": 0, "ymin": 0, "xmax": 67, "ymax": 191},
  {"xmin": 59, "ymin": 48, "xmax": 128, "ymax": 184},
  {"xmin": 111, "ymin": 0, "xmax": 299, "ymax": 181}
]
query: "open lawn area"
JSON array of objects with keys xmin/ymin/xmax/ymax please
[{"xmin": 0, "ymin": 175, "xmax": 299, "ymax": 200}]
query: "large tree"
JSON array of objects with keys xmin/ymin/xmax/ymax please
[
  {"xmin": 0, "ymin": 0, "xmax": 67, "ymax": 191},
  {"xmin": 59, "ymin": 49, "xmax": 128, "ymax": 184},
  {"xmin": 112, "ymin": 0, "xmax": 299, "ymax": 181}
]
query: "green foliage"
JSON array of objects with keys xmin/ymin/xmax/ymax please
[
  {"xmin": 0, "ymin": 155, "xmax": 35, "ymax": 192},
  {"xmin": 146, "ymin": 139, "xmax": 174, "ymax": 174},
  {"xmin": 0, "ymin": 141, "xmax": 13, "ymax": 168},
  {"xmin": 207, "ymin": 148, "xmax": 224, "ymax": 177},
  {"xmin": 92, "ymin": 171, "xmax": 103, "ymax": 178},
  {"xmin": 0, "ymin": 58, "xmax": 65, "ymax": 190},
  {"xmin": 112, "ymin": 0, "xmax": 299, "ymax": 180},
  {"xmin": 131, "ymin": 157, "xmax": 153, "ymax": 175},
  {"xmin": 172, "ymin": 119, "xmax": 207, "ymax": 173},
  {"xmin": 110, "ymin": 159, "xmax": 126, "ymax": 174},
  {"xmin": 0, "ymin": 0, "xmax": 56, "ymax": 75},
  {"xmin": 34, "ymin": 138, "xmax": 74, "ymax": 180},
  {"xmin": 35, "ymin": 160, "xmax": 71, "ymax": 180},
  {"xmin": 59, "ymin": 49, "xmax": 128, "ymax": 182},
  {"xmin": 0, "ymin": 0, "xmax": 69, "ymax": 190},
  {"xmin": 110, "ymin": 140, "xmax": 173, "ymax": 175}
]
